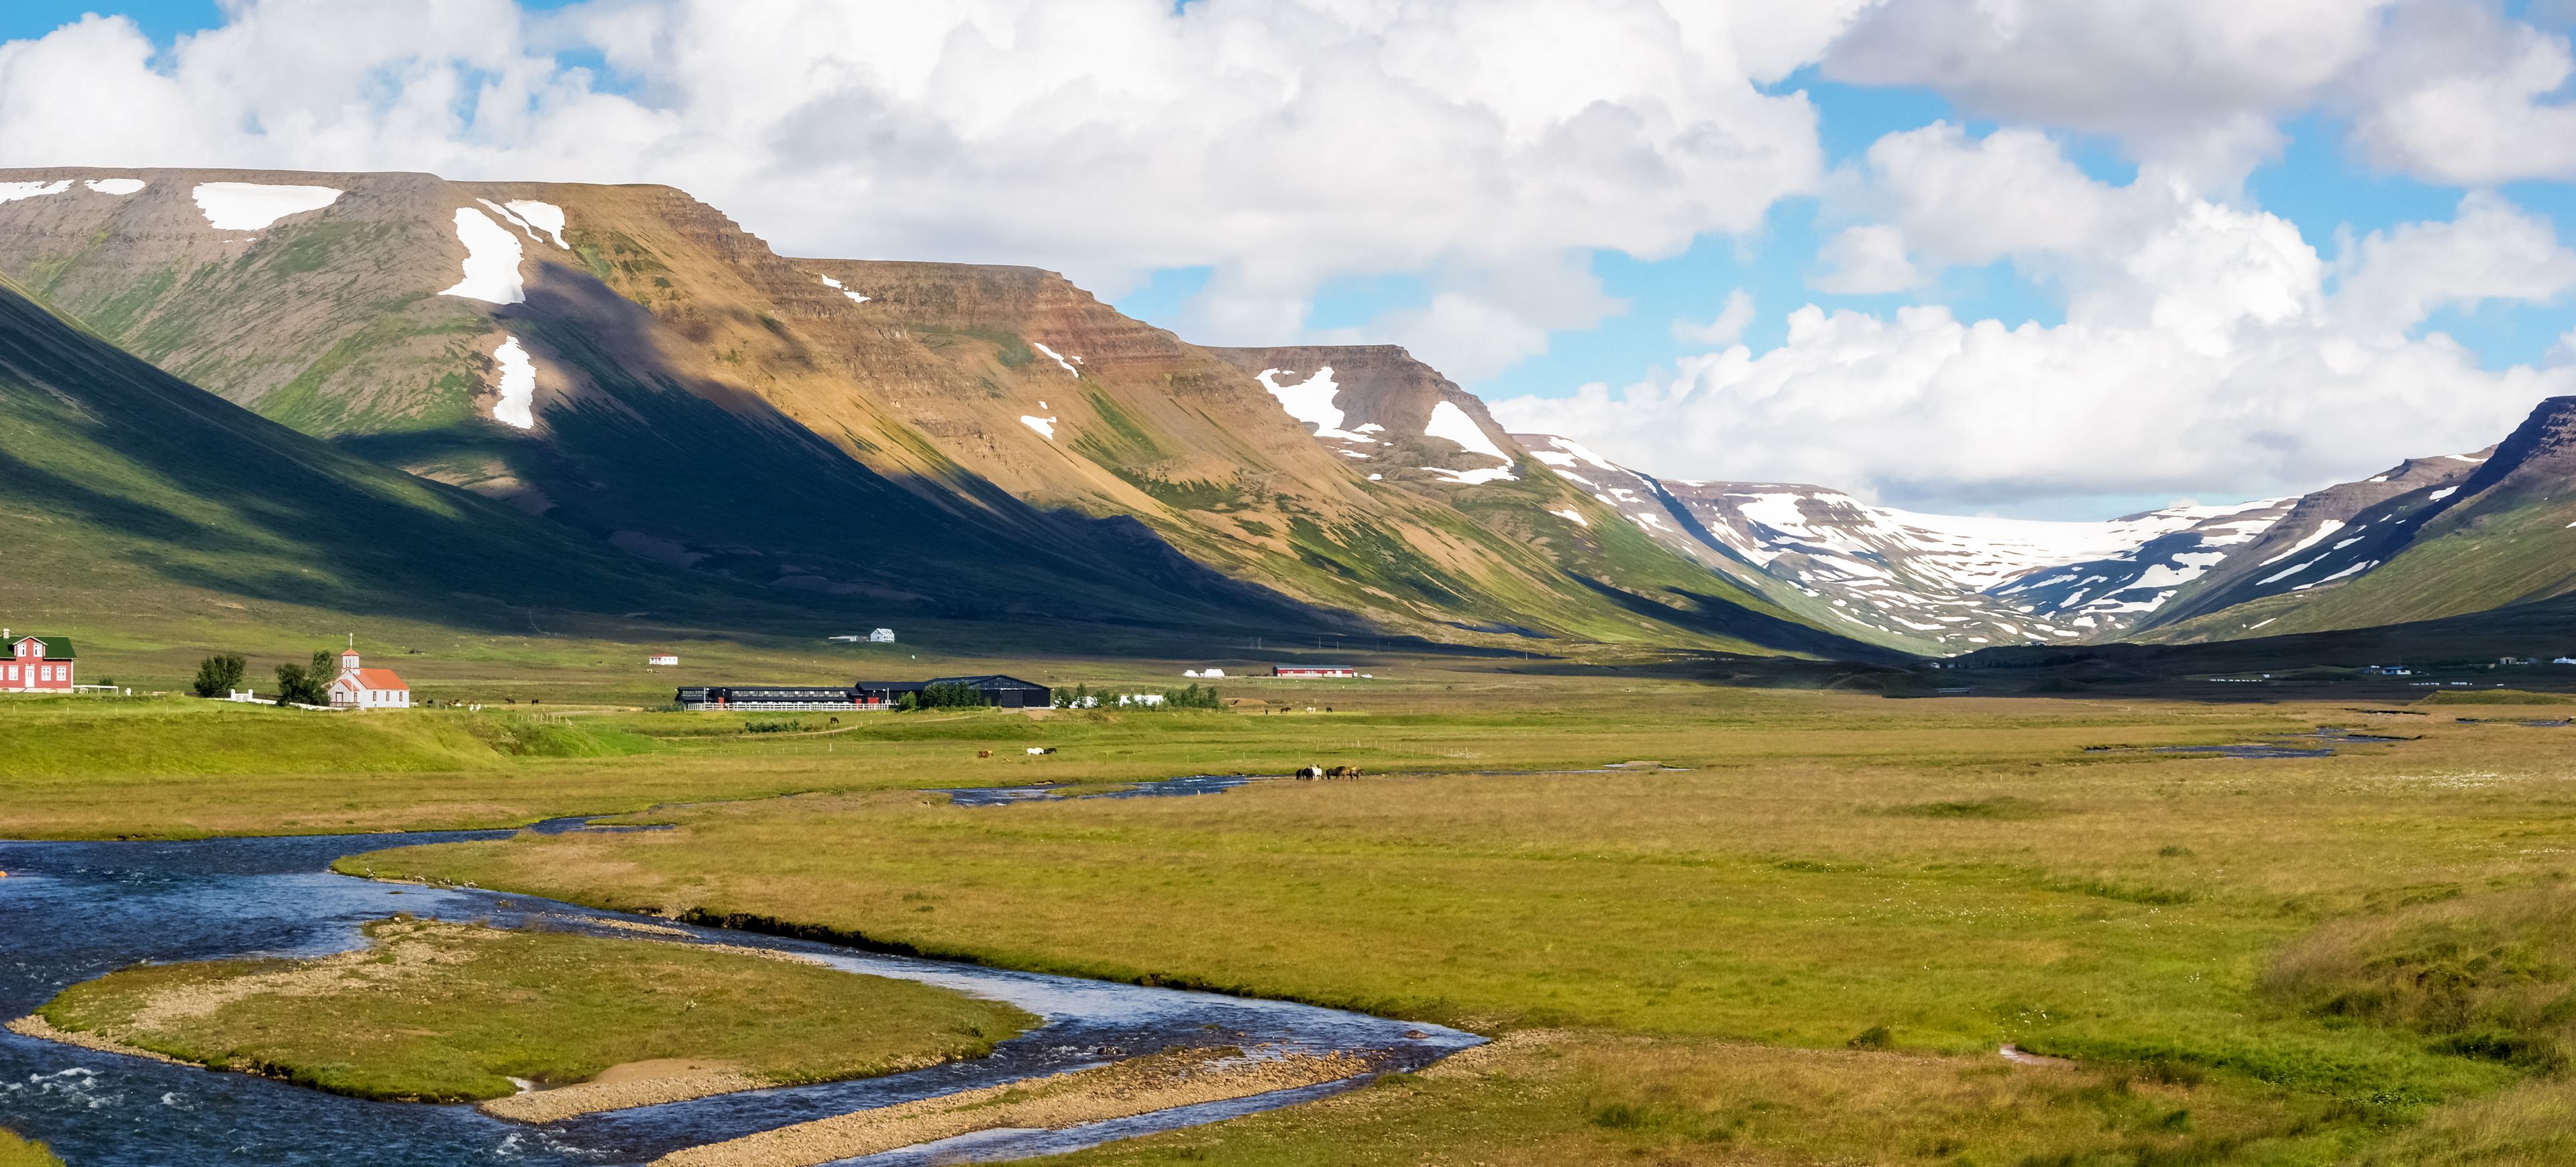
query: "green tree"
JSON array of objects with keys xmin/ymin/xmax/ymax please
[
  {"xmin": 918, "ymin": 681, "xmax": 983, "ymax": 709},
  {"xmin": 191, "ymin": 653, "xmax": 247, "ymax": 699},
  {"xmin": 274, "ymin": 650, "xmax": 335, "ymax": 706},
  {"xmin": 1155, "ymin": 683, "xmax": 1222, "ymax": 710}
]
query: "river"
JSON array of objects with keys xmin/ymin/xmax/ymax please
[{"xmin": 0, "ymin": 806, "xmax": 1474, "ymax": 1165}]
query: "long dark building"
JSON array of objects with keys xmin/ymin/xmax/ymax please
[{"xmin": 678, "ymin": 674, "xmax": 1051, "ymax": 710}]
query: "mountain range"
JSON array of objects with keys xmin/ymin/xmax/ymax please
[{"xmin": 0, "ymin": 166, "xmax": 2568, "ymax": 667}]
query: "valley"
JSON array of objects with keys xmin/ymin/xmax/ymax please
[
  {"xmin": 5, "ymin": 672, "xmax": 2576, "ymax": 1164},
  {"xmin": 1, "ymin": 164, "xmax": 2574, "ymax": 1167}
]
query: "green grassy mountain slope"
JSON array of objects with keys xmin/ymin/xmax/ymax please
[
  {"xmin": 0, "ymin": 168, "xmax": 1876, "ymax": 658},
  {"xmin": 2142, "ymin": 397, "xmax": 2576, "ymax": 644},
  {"xmin": 0, "ymin": 270, "xmax": 712, "ymax": 633}
]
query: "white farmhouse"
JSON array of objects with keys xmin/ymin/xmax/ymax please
[
  {"xmin": 869, "ymin": 628, "xmax": 896, "ymax": 643},
  {"xmin": 326, "ymin": 649, "xmax": 411, "ymax": 709}
]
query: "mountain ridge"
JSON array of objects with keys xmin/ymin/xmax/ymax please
[{"xmin": 0, "ymin": 167, "xmax": 1885, "ymax": 660}]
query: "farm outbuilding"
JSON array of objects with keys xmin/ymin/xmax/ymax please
[
  {"xmin": 681, "ymin": 675, "xmax": 1052, "ymax": 710},
  {"xmin": 855, "ymin": 675, "xmax": 1052, "ymax": 708},
  {"xmin": 1274, "ymin": 665, "xmax": 1358, "ymax": 678}
]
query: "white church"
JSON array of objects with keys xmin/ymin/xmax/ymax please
[{"xmin": 326, "ymin": 648, "xmax": 411, "ymax": 709}]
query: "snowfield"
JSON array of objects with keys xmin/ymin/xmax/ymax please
[
  {"xmin": 1020, "ymin": 415, "xmax": 1058, "ymax": 440},
  {"xmin": 191, "ymin": 183, "xmax": 342, "ymax": 230},
  {"xmin": 441, "ymin": 207, "xmax": 527, "ymax": 305},
  {"xmin": 1256, "ymin": 367, "xmax": 1375, "ymax": 443},
  {"xmin": 0, "ymin": 180, "xmax": 69, "ymax": 204},
  {"xmin": 490, "ymin": 336, "xmax": 537, "ymax": 429},
  {"xmin": 85, "ymin": 179, "xmax": 146, "ymax": 195},
  {"xmin": 503, "ymin": 199, "xmax": 569, "ymax": 248},
  {"xmin": 1423, "ymin": 401, "xmax": 1514, "ymax": 468}
]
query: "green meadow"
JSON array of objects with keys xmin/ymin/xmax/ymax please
[
  {"xmin": 37, "ymin": 917, "xmax": 1032, "ymax": 1103},
  {"xmin": 11, "ymin": 660, "xmax": 2576, "ymax": 1163}
]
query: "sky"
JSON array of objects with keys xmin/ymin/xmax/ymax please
[{"xmin": 2, "ymin": 2, "xmax": 2575, "ymax": 519}]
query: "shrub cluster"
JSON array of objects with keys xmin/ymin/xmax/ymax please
[
  {"xmin": 2261, "ymin": 885, "xmax": 2576, "ymax": 1072},
  {"xmin": 1049, "ymin": 682, "xmax": 1222, "ymax": 711},
  {"xmin": 190, "ymin": 653, "xmax": 247, "ymax": 698}
]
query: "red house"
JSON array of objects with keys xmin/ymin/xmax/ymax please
[{"xmin": 4, "ymin": 633, "xmax": 75, "ymax": 692}]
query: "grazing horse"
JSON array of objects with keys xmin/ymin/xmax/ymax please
[{"xmin": 1295, "ymin": 766, "xmax": 1324, "ymax": 779}]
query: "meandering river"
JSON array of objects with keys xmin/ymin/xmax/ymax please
[{"xmin": 0, "ymin": 807, "xmax": 1474, "ymax": 1165}]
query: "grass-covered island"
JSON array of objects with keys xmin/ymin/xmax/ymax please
[{"xmin": 30, "ymin": 917, "xmax": 1034, "ymax": 1112}]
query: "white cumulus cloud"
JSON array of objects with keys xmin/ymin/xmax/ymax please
[
  {"xmin": 0, "ymin": 0, "xmax": 1844, "ymax": 383},
  {"xmin": 1495, "ymin": 129, "xmax": 2576, "ymax": 510},
  {"xmin": 1672, "ymin": 289, "xmax": 1755, "ymax": 345}
]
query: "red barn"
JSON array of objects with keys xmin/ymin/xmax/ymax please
[{"xmin": 4, "ymin": 633, "xmax": 74, "ymax": 692}]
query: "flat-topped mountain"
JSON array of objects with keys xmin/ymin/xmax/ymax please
[{"xmin": 0, "ymin": 168, "xmax": 1868, "ymax": 657}]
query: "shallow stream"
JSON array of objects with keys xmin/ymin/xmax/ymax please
[{"xmin": 0, "ymin": 807, "xmax": 1475, "ymax": 1165}]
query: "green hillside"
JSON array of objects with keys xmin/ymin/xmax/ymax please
[{"xmin": 0, "ymin": 271, "xmax": 711, "ymax": 630}]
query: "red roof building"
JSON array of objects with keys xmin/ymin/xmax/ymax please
[{"xmin": 327, "ymin": 649, "xmax": 411, "ymax": 709}]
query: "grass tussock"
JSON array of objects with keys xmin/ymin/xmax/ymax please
[
  {"xmin": 2352, "ymin": 1076, "xmax": 2576, "ymax": 1165},
  {"xmin": 2262, "ymin": 886, "xmax": 2576, "ymax": 1073},
  {"xmin": 0, "ymin": 1131, "xmax": 61, "ymax": 1167},
  {"xmin": 37, "ymin": 917, "xmax": 1034, "ymax": 1103}
]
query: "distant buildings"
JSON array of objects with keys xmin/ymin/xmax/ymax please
[
  {"xmin": 647, "ymin": 653, "xmax": 680, "ymax": 666},
  {"xmin": 326, "ymin": 649, "xmax": 411, "ymax": 709},
  {"xmin": 677, "ymin": 674, "xmax": 1051, "ymax": 710},
  {"xmin": 3, "ymin": 632, "xmax": 74, "ymax": 692},
  {"xmin": 1184, "ymin": 668, "xmax": 1226, "ymax": 678},
  {"xmin": 1274, "ymin": 665, "xmax": 1357, "ymax": 678},
  {"xmin": 871, "ymin": 628, "xmax": 896, "ymax": 643}
]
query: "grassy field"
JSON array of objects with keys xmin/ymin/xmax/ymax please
[
  {"xmin": 0, "ymin": 1131, "xmax": 59, "ymax": 1167},
  {"xmin": 1, "ymin": 664, "xmax": 1892, "ymax": 837},
  {"xmin": 312, "ymin": 685, "xmax": 2576, "ymax": 1164},
  {"xmin": 36, "ymin": 917, "xmax": 1034, "ymax": 1103},
  {"xmin": 16, "ymin": 665, "xmax": 2576, "ymax": 1162}
]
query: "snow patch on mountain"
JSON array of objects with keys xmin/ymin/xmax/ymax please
[
  {"xmin": 1425, "ymin": 464, "xmax": 1516, "ymax": 485},
  {"xmin": 440, "ymin": 207, "xmax": 526, "ymax": 305},
  {"xmin": 1423, "ymin": 401, "xmax": 1513, "ymax": 469},
  {"xmin": 1032, "ymin": 342, "xmax": 1082, "ymax": 377},
  {"xmin": 1256, "ymin": 366, "xmax": 1374, "ymax": 443},
  {"xmin": 503, "ymin": 199, "xmax": 568, "ymax": 248},
  {"xmin": 818, "ymin": 273, "xmax": 870, "ymax": 304},
  {"xmin": 0, "ymin": 180, "xmax": 68, "ymax": 204},
  {"xmin": 490, "ymin": 336, "xmax": 536, "ymax": 429},
  {"xmin": 85, "ymin": 179, "xmax": 144, "ymax": 195},
  {"xmin": 191, "ymin": 182, "xmax": 341, "ymax": 230},
  {"xmin": 2259, "ymin": 520, "xmax": 2346, "ymax": 566}
]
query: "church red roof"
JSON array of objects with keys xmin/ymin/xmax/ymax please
[{"xmin": 349, "ymin": 668, "xmax": 408, "ymax": 691}]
